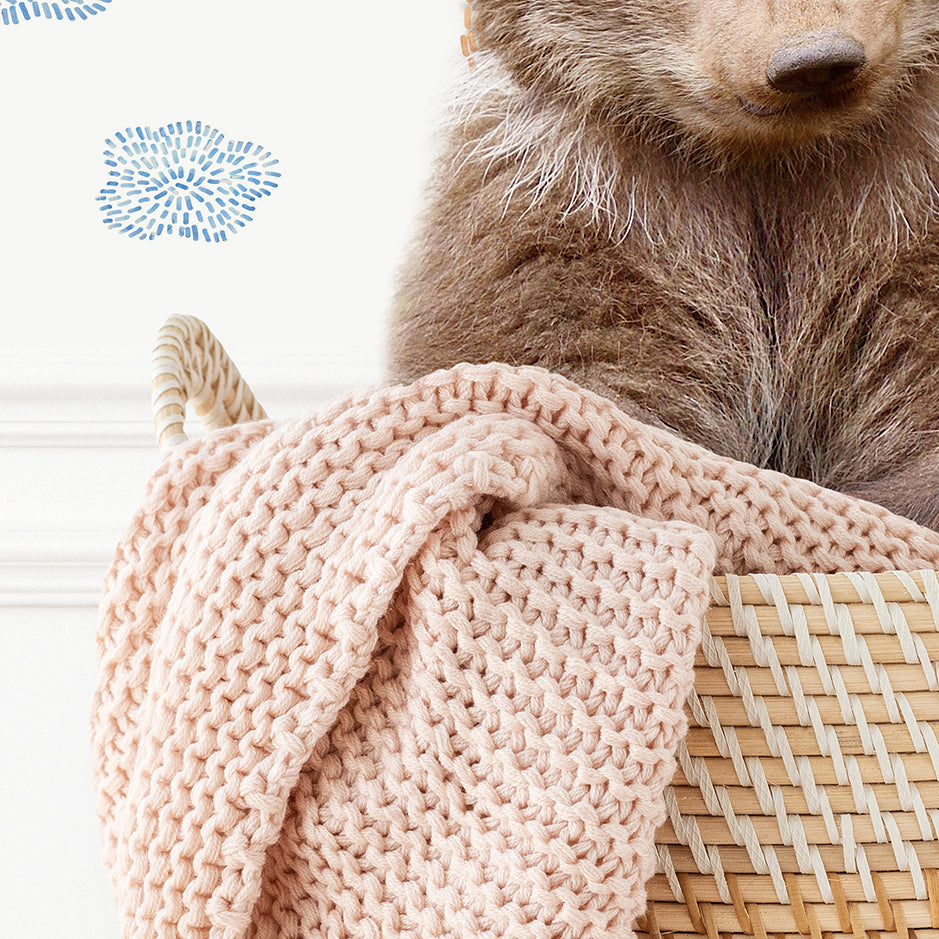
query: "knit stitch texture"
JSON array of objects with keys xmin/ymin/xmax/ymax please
[{"xmin": 91, "ymin": 364, "xmax": 939, "ymax": 939}]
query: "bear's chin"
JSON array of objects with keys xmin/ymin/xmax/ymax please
[{"xmin": 666, "ymin": 91, "xmax": 886, "ymax": 164}]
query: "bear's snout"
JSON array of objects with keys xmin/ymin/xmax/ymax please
[{"xmin": 766, "ymin": 31, "xmax": 867, "ymax": 95}]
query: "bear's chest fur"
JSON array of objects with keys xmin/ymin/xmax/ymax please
[{"xmin": 389, "ymin": 81, "xmax": 939, "ymax": 527}]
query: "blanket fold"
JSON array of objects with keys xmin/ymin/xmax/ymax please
[{"xmin": 92, "ymin": 363, "xmax": 939, "ymax": 939}]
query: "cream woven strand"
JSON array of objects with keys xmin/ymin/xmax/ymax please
[{"xmin": 151, "ymin": 314, "xmax": 268, "ymax": 450}]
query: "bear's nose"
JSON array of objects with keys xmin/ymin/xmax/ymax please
[{"xmin": 767, "ymin": 32, "xmax": 866, "ymax": 94}]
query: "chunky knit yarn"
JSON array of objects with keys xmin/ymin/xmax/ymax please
[{"xmin": 91, "ymin": 364, "xmax": 939, "ymax": 939}]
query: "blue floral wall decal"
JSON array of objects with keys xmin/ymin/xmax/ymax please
[
  {"xmin": 1, "ymin": 0, "xmax": 112, "ymax": 25},
  {"xmin": 96, "ymin": 121, "xmax": 282, "ymax": 243}
]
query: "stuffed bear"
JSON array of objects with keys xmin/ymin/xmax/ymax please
[{"xmin": 389, "ymin": 0, "xmax": 939, "ymax": 529}]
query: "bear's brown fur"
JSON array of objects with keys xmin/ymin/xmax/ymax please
[{"xmin": 388, "ymin": 0, "xmax": 939, "ymax": 528}]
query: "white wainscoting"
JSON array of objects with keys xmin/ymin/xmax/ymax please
[{"xmin": 0, "ymin": 348, "xmax": 383, "ymax": 936}]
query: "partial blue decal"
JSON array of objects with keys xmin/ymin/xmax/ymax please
[
  {"xmin": 96, "ymin": 121, "xmax": 282, "ymax": 243},
  {"xmin": 1, "ymin": 1, "xmax": 113, "ymax": 25}
]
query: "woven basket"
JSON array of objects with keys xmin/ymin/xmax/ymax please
[
  {"xmin": 152, "ymin": 315, "xmax": 939, "ymax": 939},
  {"xmin": 642, "ymin": 572, "xmax": 939, "ymax": 939}
]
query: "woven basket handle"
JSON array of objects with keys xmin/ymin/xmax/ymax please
[{"xmin": 151, "ymin": 315, "xmax": 268, "ymax": 451}]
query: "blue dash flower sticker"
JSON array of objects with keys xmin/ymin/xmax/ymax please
[
  {"xmin": 2, "ymin": 0, "xmax": 112, "ymax": 25},
  {"xmin": 96, "ymin": 121, "xmax": 281, "ymax": 243}
]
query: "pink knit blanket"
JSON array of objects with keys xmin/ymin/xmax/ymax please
[{"xmin": 91, "ymin": 364, "xmax": 939, "ymax": 939}]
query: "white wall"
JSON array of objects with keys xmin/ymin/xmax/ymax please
[{"xmin": 0, "ymin": 1, "xmax": 463, "ymax": 934}]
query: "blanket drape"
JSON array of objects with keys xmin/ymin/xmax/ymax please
[{"xmin": 91, "ymin": 364, "xmax": 939, "ymax": 938}]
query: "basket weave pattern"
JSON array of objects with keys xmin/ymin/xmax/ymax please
[{"xmin": 642, "ymin": 571, "xmax": 939, "ymax": 939}]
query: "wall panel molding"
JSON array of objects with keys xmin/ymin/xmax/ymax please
[
  {"xmin": 1, "ymin": 348, "xmax": 385, "ymax": 443},
  {"xmin": 0, "ymin": 530, "xmax": 114, "ymax": 608},
  {"xmin": 2, "ymin": 349, "xmax": 384, "ymax": 607}
]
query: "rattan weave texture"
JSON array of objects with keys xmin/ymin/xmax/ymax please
[
  {"xmin": 641, "ymin": 571, "xmax": 939, "ymax": 939},
  {"xmin": 151, "ymin": 314, "xmax": 267, "ymax": 450}
]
